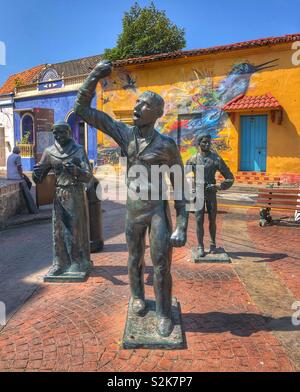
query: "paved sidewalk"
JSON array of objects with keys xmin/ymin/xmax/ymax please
[{"xmin": 0, "ymin": 200, "xmax": 299, "ymax": 372}]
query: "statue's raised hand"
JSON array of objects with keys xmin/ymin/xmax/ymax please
[{"xmin": 92, "ymin": 60, "xmax": 112, "ymax": 79}]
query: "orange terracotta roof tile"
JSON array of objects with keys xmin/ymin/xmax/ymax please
[
  {"xmin": 223, "ymin": 93, "xmax": 281, "ymax": 111},
  {"xmin": 2, "ymin": 32, "xmax": 299, "ymax": 93},
  {"xmin": 113, "ymin": 33, "xmax": 300, "ymax": 67},
  {"xmin": 0, "ymin": 64, "xmax": 45, "ymax": 94}
]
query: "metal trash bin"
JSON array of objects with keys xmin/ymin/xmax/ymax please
[{"xmin": 87, "ymin": 177, "xmax": 104, "ymax": 252}]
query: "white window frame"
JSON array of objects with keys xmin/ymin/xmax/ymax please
[{"xmin": 21, "ymin": 112, "xmax": 35, "ymax": 143}]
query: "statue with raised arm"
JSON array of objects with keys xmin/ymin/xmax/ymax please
[
  {"xmin": 32, "ymin": 121, "xmax": 93, "ymax": 281},
  {"xmin": 187, "ymin": 134, "xmax": 234, "ymax": 260},
  {"xmin": 74, "ymin": 61, "xmax": 188, "ymax": 337}
]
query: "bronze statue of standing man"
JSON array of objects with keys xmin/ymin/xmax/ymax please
[
  {"xmin": 187, "ymin": 134, "xmax": 234, "ymax": 259},
  {"xmin": 74, "ymin": 61, "xmax": 188, "ymax": 337},
  {"xmin": 32, "ymin": 122, "xmax": 93, "ymax": 281}
]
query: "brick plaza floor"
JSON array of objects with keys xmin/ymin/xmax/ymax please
[{"xmin": 0, "ymin": 200, "xmax": 299, "ymax": 372}]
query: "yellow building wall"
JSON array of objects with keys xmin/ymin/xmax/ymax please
[{"xmin": 96, "ymin": 43, "xmax": 300, "ymax": 176}]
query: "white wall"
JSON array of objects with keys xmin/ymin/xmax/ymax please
[{"xmin": 0, "ymin": 106, "xmax": 14, "ymax": 169}]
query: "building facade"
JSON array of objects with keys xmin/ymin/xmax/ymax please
[
  {"xmin": 0, "ymin": 65, "xmax": 44, "ymax": 170},
  {"xmin": 13, "ymin": 55, "xmax": 101, "ymax": 170},
  {"xmin": 0, "ymin": 93, "xmax": 14, "ymax": 169},
  {"xmin": 0, "ymin": 56, "xmax": 101, "ymax": 171},
  {"xmin": 96, "ymin": 33, "xmax": 300, "ymax": 184}
]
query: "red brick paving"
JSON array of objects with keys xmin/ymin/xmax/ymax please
[
  {"xmin": 247, "ymin": 209, "xmax": 300, "ymax": 298},
  {"xmin": 0, "ymin": 201, "xmax": 299, "ymax": 371}
]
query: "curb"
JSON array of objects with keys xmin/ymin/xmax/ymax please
[{"xmin": 0, "ymin": 210, "xmax": 52, "ymax": 231}]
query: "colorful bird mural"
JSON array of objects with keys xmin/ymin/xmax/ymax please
[
  {"xmin": 99, "ymin": 59, "xmax": 278, "ymax": 159},
  {"xmin": 162, "ymin": 59, "xmax": 278, "ymax": 151},
  {"xmin": 214, "ymin": 59, "xmax": 278, "ymax": 105},
  {"xmin": 121, "ymin": 73, "xmax": 137, "ymax": 92}
]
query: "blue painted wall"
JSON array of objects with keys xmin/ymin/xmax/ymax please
[
  {"xmin": 14, "ymin": 91, "xmax": 98, "ymax": 163},
  {"xmin": 88, "ymin": 95, "xmax": 98, "ymax": 163},
  {"xmin": 22, "ymin": 157, "xmax": 35, "ymax": 171}
]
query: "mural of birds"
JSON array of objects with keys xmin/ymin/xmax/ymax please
[
  {"xmin": 174, "ymin": 58, "xmax": 278, "ymax": 145},
  {"xmin": 215, "ymin": 59, "xmax": 278, "ymax": 105},
  {"xmin": 122, "ymin": 74, "xmax": 137, "ymax": 91},
  {"xmin": 101, "ymin": 79, "xmax": 109, "ymax": 90},
  {"xmin": 102, "ymin": 97, "xmax": 110, "ymax": 105}
]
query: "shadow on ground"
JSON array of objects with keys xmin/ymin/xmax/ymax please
[
  {"xmin": 100, "ymin": 243, "xmax": 128, "ymax": 253},
  {"xmin": 182, "ymin": 312, "xmax": 300, "ymax": 336},
  {"xmin": 91, "ymin": 265, "xmax": 155, "ymax": 286},
  {"xmin": 0, "ymin": 200, "xmax": 126, "ymax": 320},
  {"xmin": 227, "ymin": 251, "xmax": 288, "ymax": 263},
  {"xmin": 0, "ymin": 222, "xmax": 51, "ymax": 319}
]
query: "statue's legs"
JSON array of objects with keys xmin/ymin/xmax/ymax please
[
  {"xmin": 149, "ymin": 206, "xmax": 173, "ymax": 336},
  {"xmin": 51, "ymin": 195, "xmax": 72, "ymax": 275},
  {"xmin": 195, "ymin": 207, "xmax": 205, "ymax": 248},
  {"xmin": 125, "ymin": 214, "xmax": 147, "ymax": 314},
  {"xmin": 125, "ymin": 204, "xmax": 174, "ymax": 336},
  {"xmin": 195, "ymin": 205, "xmax": 205, "ymax": 257},
  {"xmin": 206, "ymin": 193, "xmax": 217, "ymax": 251},
  {"xmin": 69, "ymin": 190, "xmax": 91, "ymax": 273}
]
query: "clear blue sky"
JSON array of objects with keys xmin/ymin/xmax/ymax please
[{"xmin": 0, "ymin": 0, "xmax": 299, "ymax": 86}]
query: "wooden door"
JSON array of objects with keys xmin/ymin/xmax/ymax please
[{"xmin": 240, "ymin": 115, "xmax": 267, "ymax": 171}]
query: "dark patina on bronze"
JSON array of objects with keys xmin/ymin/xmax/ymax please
[
  {"xmin": 32, "ymin": 121, "xmax": 93, "ymax": 282},
  {"xmin": 75, "ymin": 61, "xmax": 188, "ymax": 339},
  {"xmin": 187, "ymin": 134, "xmax": 234, "ymax": 262}
]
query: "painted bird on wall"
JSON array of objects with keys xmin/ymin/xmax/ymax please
[
  {"xmin": 213, "ymin": 59, "xmax": 278, "ymax": 106},
  {"xmin": 120, "ymin": 73, "xmax": 137, "ymax": 91},
  {"xmin": 172, "ymin": 58, "xmax": 278, "ymax": 145}
]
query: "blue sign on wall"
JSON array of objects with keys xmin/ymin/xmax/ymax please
[{"xmin": 38, "ymin": 80, "xmax": 64, "ymax": 91}]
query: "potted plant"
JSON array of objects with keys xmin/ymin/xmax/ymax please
[{"xmin": 17, "ymin": 131, "xmax": 34, "ymax": 157}]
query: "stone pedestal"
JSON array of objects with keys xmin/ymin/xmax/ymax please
[
  {"xmin": 43, "ymin": 270, "xmax": 90, "ymax": 283},
  {"xmin": 122, "ymin": 297, "xmax": 184, "ymax": 349},
  {"xmin": 191, "ymin": 247, "xmax": 231, "ymax": 263}
]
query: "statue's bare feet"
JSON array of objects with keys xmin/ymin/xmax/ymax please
[
  {"xmin": 131, "ymin": 299, "xmax": 146, "ymax": 316},
  {"xmin": 47, "ymin": 265, "xmax": 64, "ymax": 276},
  {"xmin": 157, "ymin": 316, "xmax": 173, "ymax": 337}
]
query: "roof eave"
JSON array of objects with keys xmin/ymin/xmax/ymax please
[
  {"xmin": 113, "ymin": 33, "xmax": 300, "ymax": 68},
  {"xmin": 224, "ymin": 106, "xmax": 282, "ymax": 112}
]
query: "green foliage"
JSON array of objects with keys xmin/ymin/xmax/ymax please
[
  {"xmin": 103, "ymin": 2, "xmax": 186, "ymax": 61},
  {"xmin": 20, "ymin": 131, "xmax": 31, "ymax": 144}
]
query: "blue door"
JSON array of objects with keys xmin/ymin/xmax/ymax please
[{"xmin": 240, "ymin": 115, "xmax": 267, "ymax": 171}]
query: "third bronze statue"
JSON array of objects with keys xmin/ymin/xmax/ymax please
[
  {"xmin": 187, "ymin": 134, "xmax": 234, "ymax": 260},
  {"xmin": 74, "ymin": 60, "xmax": 188, "ymax": 337}
]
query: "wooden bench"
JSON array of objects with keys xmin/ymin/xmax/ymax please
[{"xmin": 256, "ymin": 187, "xmax": 300, "ymax": 226}]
